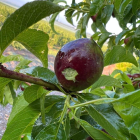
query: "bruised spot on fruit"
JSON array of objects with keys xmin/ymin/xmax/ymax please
[{"xmin": 62, "ymin": 68, "xmax": 78, "ymax": 82}]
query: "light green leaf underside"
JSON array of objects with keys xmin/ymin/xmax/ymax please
[{"xmin": 15, "ymin": 29, "xmax": 49, "ymax": 68}]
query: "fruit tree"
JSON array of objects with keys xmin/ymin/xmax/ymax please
[{"xmin": 0, "ymin": 0, "xmax": 140, "ymax": 140}]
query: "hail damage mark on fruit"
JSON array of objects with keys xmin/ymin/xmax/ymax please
[
  {"xmin": 54, "ymin": 38, "xmax": 103, "ymax": 91},
  {"xmin": 62, "ymin": 68, "xmax": 78, "ymax": 82}
]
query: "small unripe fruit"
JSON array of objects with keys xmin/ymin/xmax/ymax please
[
  {"xmin": 54, "ymin": 38, "xmax": 104, "ymax": 91},
  {"xmin": 124, "ymin": 37, "xmax": 131, "ymax": 45}
]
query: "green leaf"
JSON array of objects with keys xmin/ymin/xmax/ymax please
[
  {"xmin": 101, "ymin": 5, "xmax": 114, "ymax": 25},
  {"xmin": 64, "ymin": 115, "xmax": 70, "ymax": 140},
  {"xmin": 24, "ymin": 85, "xmax": 47, "ymax": 103},
  {"xmin": 0, "ymin": 88, "xmax": 4, "ymax": 103},
  {"xmin": 40, "ymin": 94, "xmax": 46, "ymax": 124},
  {"xmin": 53, "ymin": 0, "xmax": 67, "ymax": 4},
  {"xmin": 0, "ymin": 77, "xmax": 12, "ymax": 90},
  {"xmin": 90, "ymin": 88, "xmax": 106, "ymax": 97},
  {"xmin": 91, "ymin": 75, "xmax": 122, "ymax": 90},
  {"xmin": 115, "ymin": 30, "xmax": 129, "ymax": 45},
  {"xmin": 0, "ymin": 1, "xmax": 63, "ymax": 56},
  {"xmin": 65, "ymin": 8, "xmax": 74, "ymax": 25},
  {"xmin": 111, "ymin": 69, "xmax": 122, "ymax": 77},
  {"xmin": 81, "ymin": 13, "xmax": 90, "ymax": 38},
  {"xmin": 91, "ymin": 22, "xmax": 97, "ymax": 32},
  {"xmin": 107, "ymin": 36, "xmax": 116, "ymax": 50},
  {"xmin": 90, "ymin": 0, "xmax": 104, "ymax": 16},
  {"xmin": 123, "ymin": 84, "xmax": 135, "ymax": 93},
  {"xmin": 20, "ymin": 66, "xmax": 57, "ymax": 84},
  {"xmin": 74, "ymin": 107, "xmax": 82, "ymax": 129},
  {"xmin": 73, "ymin": 116, "xmax": 116, "ymax": 140},
  {"xmin": 78, "ymin": 94, "xmax": 130, "ymax": 140},
  {"xmin": 132, "ymin": 0, "xmax": 140, "ymax": 13},
  {"xmin": 97, "ymin": 32, "xmax": 111, "ymax": 47},
  {"xmin": 4, "ymin": 85, "xmax": 13, "ymax": 105},
  {"xmin": 113, "ymin": 89, "xmax": 140, "ymax": 139},
  {"xmin": 32, "ymin": 101, "xmax": 65, "ymax": 139},
  {"xmin": 69, "ymin": 119, "xmax": 89, "ymax": 140},
  {"xmin": 104, "ymin": 45, "xmax": 138, "ymax": 67},
  {"xmin": 15, "ymin": 29, "xmax": 49, "ymax": 68},
  {"xmin": 75, "ymin": 29, "xmax": 81, "ymax": 39},
  {"xmin": 95, "ymin": 15, "xmax": 107, "ymax": 33},
  {"xmin": 134, "ymin": 25, "xmax": 140, "ymax": 49},
  {"xmin": 0, "ymin": 55, "xmax": 24, "ymax": 63},
  {"xmin": 34, "ymin": 122, "xmax": 67, "ymax": 140},
  {"xmin": 8, "ymin": 95, "xmax": 29, "ymax": 125},
  {"xmin": 91, "ymin": 32, "xmax": 101, "ymax": 40},
  {"xmin": 76, "ymin": 17, "xmax": 84, "ymax": 37},
  {"xmin": 114, "ymin": 0, "xmax": 122, "ymax": 13},
  {"xmin": 119, "ymin": 0, "xmax": 131, "ymax": 16},
  {"xmin": 34, "ymin": 96, "xmax": 68, "ymax": 139},
  {"xmin": 14, "ymin": 59, "xmax": 31, "ymax": 72},
  {"xmin": 8, "ymin": 82, "xmax": 16, "ymax": 99},
  {"xmin": 120, "ymin": 72, "xmax": 132, "ymax": 85},
  {"xmin": 49, "ymin": 12, "xmax": 59, "ymax": 34},
  {"xmin": 2, "ymin": 95, "xmax": 65, "ymax": 140}
]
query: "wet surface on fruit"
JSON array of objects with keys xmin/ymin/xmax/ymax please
[{"xmin": 54, "ymin": 38, "xmax": 104, "ymax": 91}]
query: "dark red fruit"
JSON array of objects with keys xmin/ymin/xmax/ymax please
[
  {"xmin": 132, "ymin": 73, "xmax": 140, "ymax": 78},
  {"xmin": 91, "ymin": 13, "xmax": 98, "ymax": 22},
  {"xmin": 86, "ymin": 136, "xmax": 94, "ymax": 140},
  {"xmin": 124, "ymin": 37, "xmax": 131, "ymax": 45},
  {"xmin": 54, "ymin": 38, "xmax": 104, "ymax": 91},
  {"xmin": 132, "ymin": 81, "xmax": 138, "ymax": 88}
]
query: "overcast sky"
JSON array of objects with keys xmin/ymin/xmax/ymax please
[{"xmin": 0, "ymin": 0, "xmax": 122, "ymax": 35}]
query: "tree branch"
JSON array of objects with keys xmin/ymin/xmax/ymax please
[{"xmin": 0, "ymin": 64, "xmax": 59, "ymax": 91}]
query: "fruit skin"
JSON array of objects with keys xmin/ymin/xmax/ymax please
[
  {"xmin": 54, "ymin": 38, "xmax": 104, "ymax": 91},
  {"xmin": 124, "ymin": 37, "xmax": 131, "ymax": 45},
  {"xmin": 132, "ymin": 73, "xmax": 140, "ymax": 78}
]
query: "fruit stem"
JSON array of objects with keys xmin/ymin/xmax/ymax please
[
  {"xmin": 68, "ymin": 98, "xmax": 115, "ymax": 108},
  {"xmin": 0, "ymin": 64, "xmax": 59, "ymax": 91}
]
